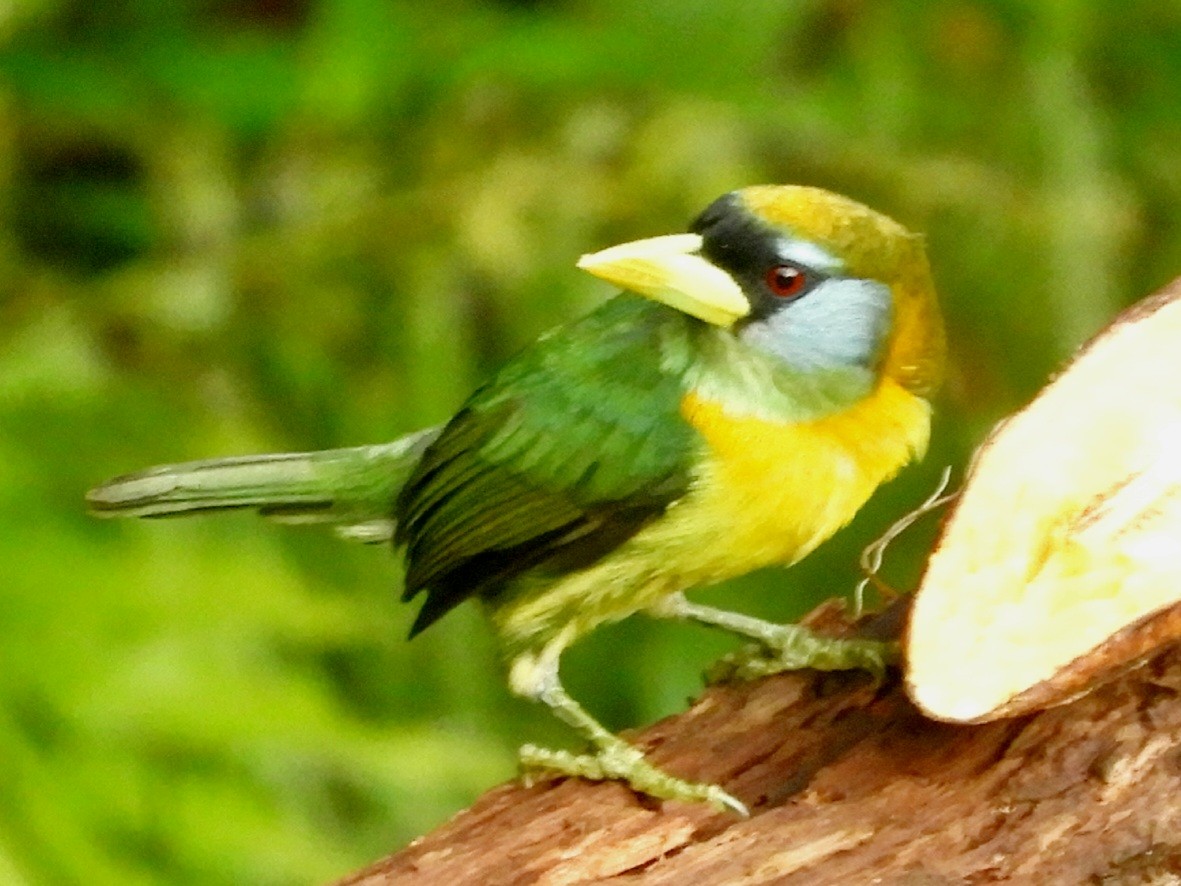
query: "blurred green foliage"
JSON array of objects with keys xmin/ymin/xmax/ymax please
[{"xmin": 2, "ymin": 0, "xmax": 1181, "ymax": 882}]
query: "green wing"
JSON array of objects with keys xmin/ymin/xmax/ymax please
[{"xmin": 396, "ymin": 296, "xmax": 700, "ymax": 636}]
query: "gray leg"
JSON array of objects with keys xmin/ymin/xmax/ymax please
[
  {"xmin": 508, "ymin": 638, "xmax": 748, "ymax": 816},
  {"xmin": 650, "ymin": 592, "xmax": 898, "ymax": 681}
]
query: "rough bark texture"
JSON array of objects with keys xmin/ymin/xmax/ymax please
[{"xmin": 336, "ymin": 605, "xmax": 1181, "ymax": 885}]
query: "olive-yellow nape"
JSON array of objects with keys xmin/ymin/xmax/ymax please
[
  {"xmin": 88, "ymin": 186, "xmax": 944, "ymax": 815},
  {"xmin": 906, "ymin": 281, "xmax": 1181, "ymax": 723}
]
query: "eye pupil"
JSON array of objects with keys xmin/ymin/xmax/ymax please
[{"xmin": 766, "ymin": 265, "xmax": 806, "ymax": 297}]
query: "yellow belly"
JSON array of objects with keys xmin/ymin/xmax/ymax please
[
  {"xmin": 671, "ymin": 377, "xmax": 932, "ymax": 578},
  {"xmin": 490, "ymin": 378, "xmax": 931, "ymax": 653}
]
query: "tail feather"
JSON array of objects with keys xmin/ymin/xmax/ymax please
[{"xmin": 86, "ymin": 427, "xmax": 441, "ymax": 544}]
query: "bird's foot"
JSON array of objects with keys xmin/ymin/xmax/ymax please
[
  {"xmin": 518, "ymin": 739, "xmax": 748, "ymax": 816},
  {"xmin": 706, "ymin": 624, "xmax": 898, "ymax": 684}
]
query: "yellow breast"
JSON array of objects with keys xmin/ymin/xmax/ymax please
[
  {"xmin": 675, "ymin": 378, "xmax": 932, "ymax": 577},
  {"xmin": 489, "ymin": 377, "xmax": 932, "ymax": 651}
]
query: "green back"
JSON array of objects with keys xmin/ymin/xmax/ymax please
[{"xmin": 396, "ymin": 295, "xmax": 699, "ymax": 635}]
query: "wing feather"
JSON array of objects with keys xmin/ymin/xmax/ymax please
[{"xmin": 395, "ymin": 296, "xmax": 700, "ymax": 634}]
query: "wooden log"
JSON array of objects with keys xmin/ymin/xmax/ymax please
[{"xmin": 334, "ymin": 604, "xmax": 1181, "ymax": 885}]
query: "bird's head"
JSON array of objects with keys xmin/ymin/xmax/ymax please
[{"xmin": 578, "ymin": 185, "xmax": 944, "ymax": 398}]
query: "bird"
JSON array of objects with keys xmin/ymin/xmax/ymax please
[{"xmin": 87, "ymin": 185, "xmax": 945, "ymax": 815}]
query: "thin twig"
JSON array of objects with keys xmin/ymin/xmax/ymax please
[{"xmin": 853, "ymin": 466, "xmax": 957, "ymax": 617}]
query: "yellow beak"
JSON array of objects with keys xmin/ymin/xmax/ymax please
[{"xmin": 576, "ymin": 233, "xmax": 750, "ymax": 327}]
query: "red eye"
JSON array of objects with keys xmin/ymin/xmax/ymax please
[{"xmin": 766, "ymin": 265, "xmax": 807, "ymax": 298}]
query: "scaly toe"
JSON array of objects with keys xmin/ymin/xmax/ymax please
[
  {"xmin": 706, "ymin": 631, "xmax": 901, "ymax": 684},
  {"xmin": 517, "ymin": 742, "xmax": 746, "ymax": 815}
]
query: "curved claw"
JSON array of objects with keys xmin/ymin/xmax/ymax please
[{"xmin": 705, "ymin": 784, "xmax": 750, "ymax": 818}]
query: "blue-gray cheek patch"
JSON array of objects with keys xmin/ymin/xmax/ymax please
[{"xmin": 742, "ymin": 278, "xmax": 893, "ymax": 374}]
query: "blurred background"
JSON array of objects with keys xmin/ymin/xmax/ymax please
[{"xmin": 2, "ymin": 0, "xmax": 1180, "ymax": 882}]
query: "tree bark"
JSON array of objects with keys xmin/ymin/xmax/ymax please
[{"xmin": 335, "ymin": 604, "xmax": 1181, "ymax": 885}]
